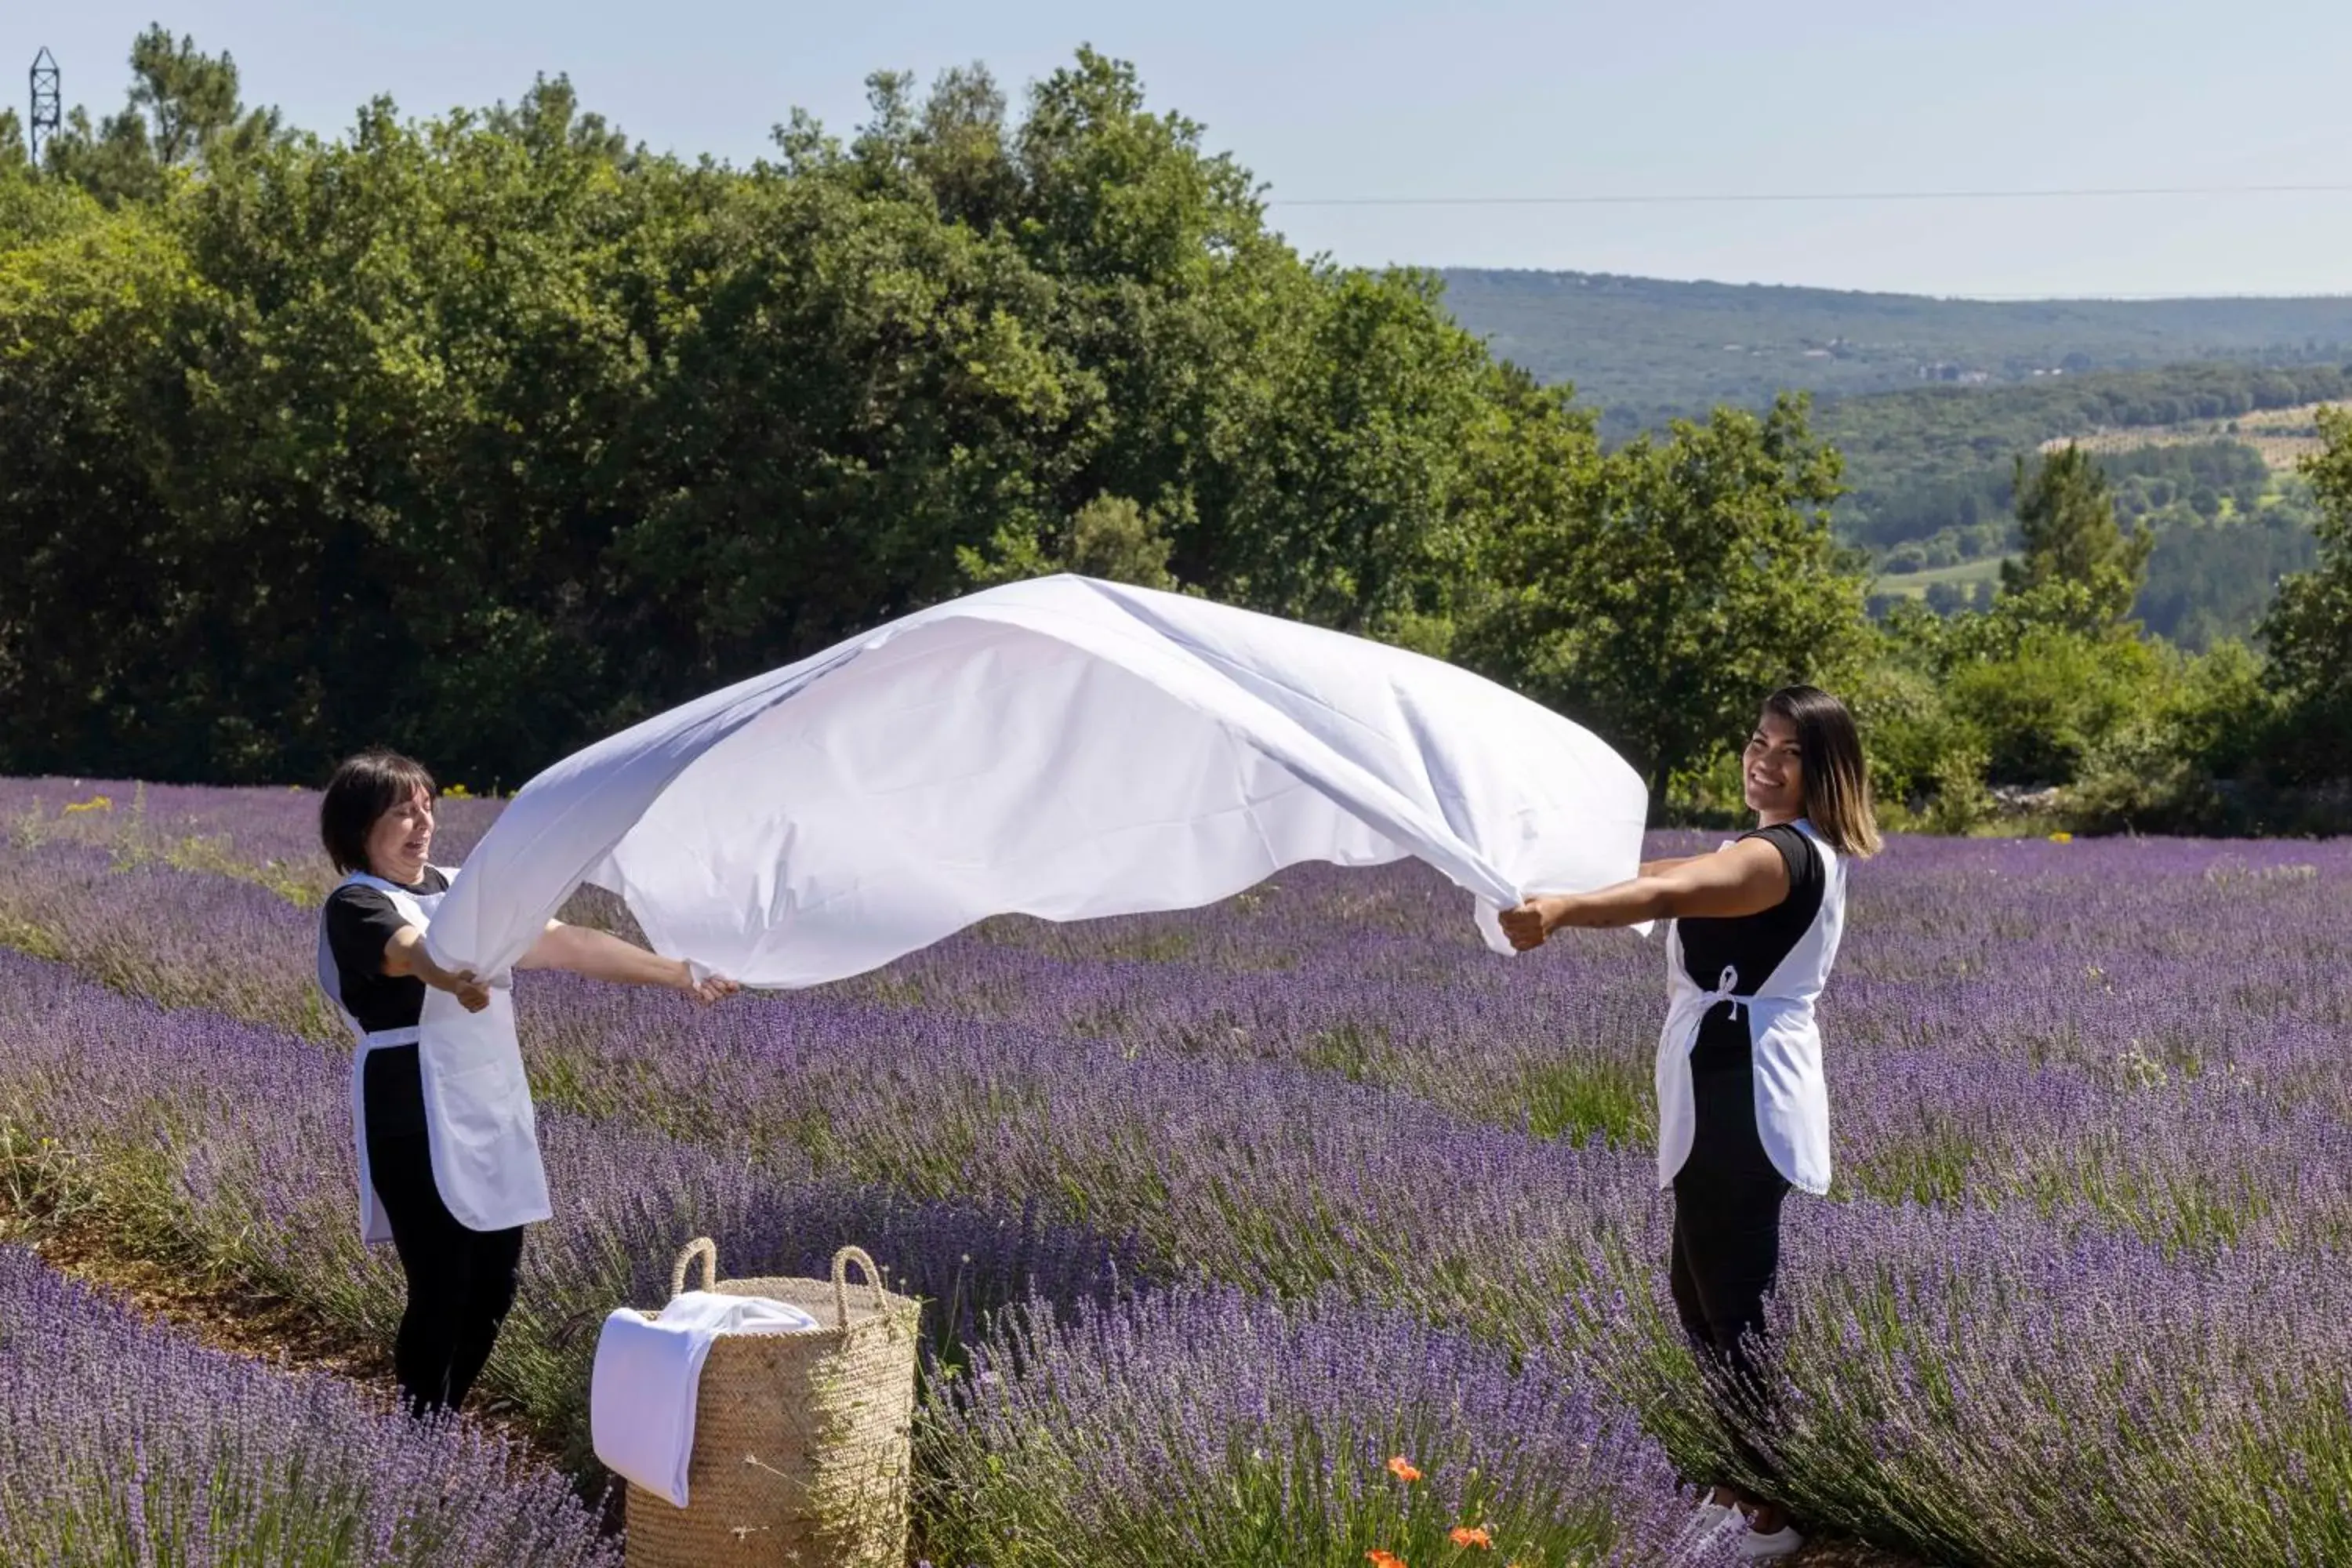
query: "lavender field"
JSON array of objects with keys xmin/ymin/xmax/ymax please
[
  {"xmin": 2, "ymin": 777, "xmax": 2349, "ymax": 1566},
  {"xmin": 0, "ymin": 1246, "xmax": 619, "ymax": 1566}
]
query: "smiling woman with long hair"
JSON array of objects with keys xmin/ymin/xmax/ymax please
[
  {"xmin": 1500, "ymin": 685, "xmax": 1879, "ymax": 1563},
  {"xmin": 315, "ymin": 750, "xmax": 739, "ymax": 1420}
]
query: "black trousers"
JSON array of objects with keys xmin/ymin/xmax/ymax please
[
  {"xmin": 366, "ymin": 1126, "xmax": 524, "ymax": 1418},
  {"xmin": 1668, "ymin": 1054, "xmax": 1791, "ymax": 1485}
]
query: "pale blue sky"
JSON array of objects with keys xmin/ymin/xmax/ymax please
[{"xmin": 20, "ymin": 1, "xmax": 2352, "ymax": 297}]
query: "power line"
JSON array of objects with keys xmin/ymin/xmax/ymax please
[
  {"xmin": 1269, "ymin": 182, "xmax": 2352, "ymax": 209},
  {"xmin": 1926, "ymin": 290, "xmax": 2352, "ymax": 303}
]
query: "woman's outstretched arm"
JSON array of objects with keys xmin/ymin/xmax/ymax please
[
  {"xmin": 515, "ymin": 921, "xmax": 740, "ymax": 1003},
  {"xmin": 382, "ymin": 926, "xmax": 493, "ymax": 1012},
  {"xmin": 1500, "ymin": 838, "xmax": 1791, "ymax": 948}
]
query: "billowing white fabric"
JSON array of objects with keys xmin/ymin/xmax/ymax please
[
  {"xmin": 1653, "ymin": 818, "xmax": 1847, "ymax": 1195},
  {"xmin": 419, "ymin": 574, "xmax": 1652, "ymax": 1231},
  {"xmin": 590, "ymin": 1290, "xmax": 823, "ymax": 1508}
]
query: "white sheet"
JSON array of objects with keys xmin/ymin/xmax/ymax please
[
  {"xmin": 590, "ymin": 1290, "xmax": 822, "ymax": 1508},
  {"xmin": 415, "ymin": 575, "xmax": 1650, "ymax": 1230}
]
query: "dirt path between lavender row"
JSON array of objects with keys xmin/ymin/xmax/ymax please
[
  {"xmin": 1799, "ymin": 1542, "xmax": 1940, "ymax": 1567},
  {"xmin": 3, "ymin": 1207, "xmax": 1936, "ymax": 1568},
  {"xmin": 13, "ymin": 1214, "xmax": 398, "ymax": 1386}
]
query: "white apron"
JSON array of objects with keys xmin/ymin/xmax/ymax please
[
  {"xmin": 316, "ymin": 867, "xmax": 551, "ymax": 1243},
  {"xmin": 1653, "ymin": 819, "xmax": 1846, "ymax": 1196}
]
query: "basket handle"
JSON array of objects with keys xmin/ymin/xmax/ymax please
[
  {"xmin": 670, "ymin": 1236, "xmax": 717, "ymax": 1299},
  {"xmin": 831, "ymin": 1245, "xmax": 887, "ymax": 1326}
]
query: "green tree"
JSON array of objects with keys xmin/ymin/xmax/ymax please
[
  {"xmin": 1942, "ymin": 620, "xmax": 2168, "ymax": 786},
  {"xmin": 615, "ymin": 54, "xmax": 1499, "ymax": 695},
  {"xmin": 1998, "ymin": 444, "xmax": 2152, "ymax": 630},
  {"xmin": 2, "ymin": 34, "xmax": 2052, "ymax": 802},
  {"xmin": 125, "ymin": 26, "xmax": 252, "ymax": 165},
  {"xmin": 1846, "ymin": 606, "xmax": 1993, "ymax": 832},
  {"xmin": 0, "ymin": 209, "xmax": 206, "ymax": 775},
  {"xmin": 1196, "ymin": 267, "xmax": 1497, "ymax": 638},
  {"xmin": 1462, "ymin": 394, "xmax": 1871, "ymax": 797},
  {"xmin": 0, "ymin": 116, "xmax": 103, "ymax": 247},
  {"xmin": 2066, "ymin": 639, "xmax": 2274, "ymax": 833},
  {"xmin": 962, "ymin": 495, "xmax": 1178, "ymax": 590},
  {"xmin": 2259, "ymin": 405, "xmax": 2352, "ymax": 780},
  {"xmin": 1872, "ymin": 561, "xmax": 2183, "ymax": 806},
  {"xmin": 43, "ymin": 26, "xmax": 281, "ymax": 206},
  {"xmin": 153, "ymin": 78, "xmax": 679, "ymax": 783}
]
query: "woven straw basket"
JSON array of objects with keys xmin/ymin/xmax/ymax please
[{"xmin": 622, "ymin": 1237, "xmax": 921, "ymax": 1568}]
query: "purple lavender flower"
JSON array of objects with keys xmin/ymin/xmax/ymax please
[{"xmin": 0, "ymin": 1244, "xmax": 619, "ymax": 1566}]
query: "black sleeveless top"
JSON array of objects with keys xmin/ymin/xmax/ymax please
[
  {"xmin": 1677, "ymin": 823, "xmax": 1825, "ymax": 1072},
  {"xmin": 322, "ymin": 867, "xmax": 449, "ymax": 1137}
]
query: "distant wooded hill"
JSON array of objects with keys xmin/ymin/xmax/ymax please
[
  {"xmin": 1814, "ymin": 362, "xmax": 2351, "ymax": 547},
  {"xmin": 1824, "ymin": 363, "xmax": 2347, "ymax": 648},
  {"xmin": 1828, "ymin": 364, "xmax": 2350, "ymax": 648},
  {"xmin": 1433, "ymin": 270, "xmax": 2352, "ymax": 650},
  {"xmin": 1438, "ymin": 269, "xmax": 2352, "ymax": 435}
]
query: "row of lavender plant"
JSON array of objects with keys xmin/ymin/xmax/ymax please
[
  {"xmin": 7, "ymin": 822, "xmax": 2350, "ymax": 1258},
  {"xmin": 0, "ymin": 1245, "xmax": 619, "ymax": 1567},
  {"xmin": 8, "ymin": 783, "xmax": 2352, "ymax": 1559},
  {"xmin": 920, "ymin": 1282, "xmax": 1707, "ymax": 1568},
  {"xmin": 14, "ymin": 777, "xmax": 2350, "ymax": 1109},
  {"xmin": 8, "ymin": 928, "xmax": 2350, "ymax": 1565},
  {"xmin": 0, "ymin": 946, "xmax": 1140, "ymax": 1468},
  {"xmin": 1574, "ymin": 1195, "xmax": 2352, "ymax": 1566},
  {"xmin": 0, "ymin": 776, "xmax": 503, "ymax": 904},
  {"xmin": 0, "ymin": 946, "xmax": 1739, "ymax": 1563}
]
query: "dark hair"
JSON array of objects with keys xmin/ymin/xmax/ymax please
[
  {"xmin": 1762, "ymin": 686, "xmax": 1881, "ymax": 858},
  {"xmin": 320, "ymin": 750, "xmax": 437, "ymax": 875}
]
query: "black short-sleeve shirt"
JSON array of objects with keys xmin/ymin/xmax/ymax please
[
  {"xmin": 322, "ymin": 867, "xmax": 449, "ymax": 1136},
  {"xmin": 1676, "ymin": 823, "xmax": 1825, "ymax": 1070}
]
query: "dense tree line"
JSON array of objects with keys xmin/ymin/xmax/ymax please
[
  {"xmin": 1820, "ymin": 361, "xmax": 2350, "ymax": 548},
  {"xmin": 1878, "ymin": 440, "xmax": 2291, "ymax": 574},
  {"xmin": 0, "ymin": 34, "xmax": 1867, "ymax": 800},
  {"xmin": 2138, "ymin": 511, "xmax": 2319, "ymax": 652},
  {"xmin": 2105, "ymin": 441, "xmax": 2278, "ymax": 521},
  {"xmin": 1868, "ymin": 439, "xmax": 2320, "ymax": 648},
  {"xmin": 2259, "ymin": 408, "xmax": 2352, "ymax": 787},
  {"xmin": 3, "ymin": 31, "xmax": 2349, "ymax": 833},
  {"xmin": 1844, "ymin": 408, "xmax": 2352, "ymax": 835}
]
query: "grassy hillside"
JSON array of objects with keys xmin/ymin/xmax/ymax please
[
  {"xmin": 1439, "ymin": 270, "xmax": 2352, "ymax": 432},
  {"xmin": 2045, "ymin": 402, "xmax": 2333, "ymax": 470},
  {"xmin": 1816, "ymin": 362, "xmax": 2349, "ymax": 549},
  {"xmin": 1875, "ymin": 555, "xmax": 2007, "ymax": 599}
]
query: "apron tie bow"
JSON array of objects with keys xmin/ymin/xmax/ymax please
[{"xmin": 1698, "ymin": 964, "xmax": 1744, "ymax": 1022}]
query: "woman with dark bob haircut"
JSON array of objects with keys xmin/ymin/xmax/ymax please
[
  {"xmin": 1501, "ymin": 686, "xmax": 1880, "ymax": 1563},
  {"xmin": 317, "ymin": 749, "xmax": 738, "ymax": 1419}
]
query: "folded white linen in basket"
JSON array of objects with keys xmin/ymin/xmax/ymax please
[{"xmin": 590, "ymin": 1290, "xmax": 822, "ymax": 1507}]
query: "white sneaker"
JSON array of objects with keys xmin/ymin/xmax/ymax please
[
  {"xmin": 1665, "ymin": 1490, "xmax": 1744, "ymax": 1558},
  {"xmin": 1735, "ymin": 1522, "xmax": 1805, "ymax": 1561}
]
